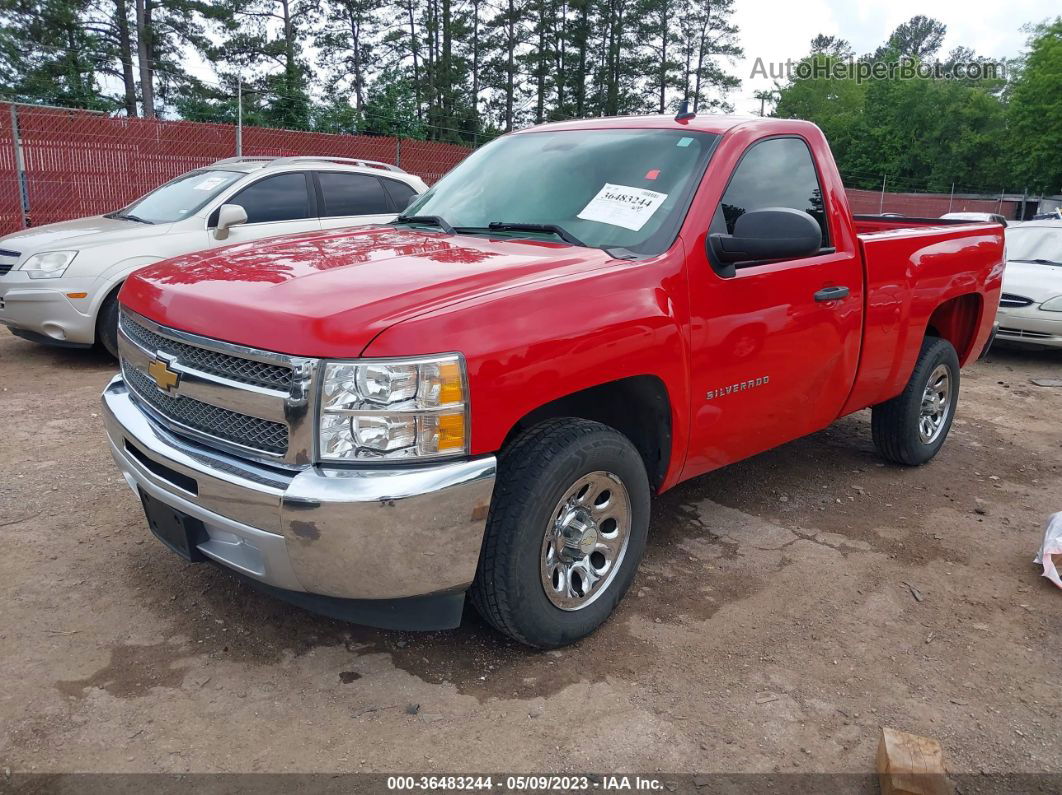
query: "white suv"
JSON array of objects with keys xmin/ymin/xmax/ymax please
[{"xmin": 0, "ymin": 156, "xmax": 427, "ymax": 356}]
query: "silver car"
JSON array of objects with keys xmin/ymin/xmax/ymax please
[{"xmin": 0, "ymin": 156, "xmax": 427, "ymax": 356}]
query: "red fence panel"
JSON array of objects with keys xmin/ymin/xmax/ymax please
[
  {"xmin": 0, "ymin": 104, "xmax": 1028, "ymax": 238},
  {"xmin": 845, "ymin": 187, "xmax": 1020, "ymax": 219},
  {"xmin": 0, "ymin": 104, "xmax": 475, "ymax": 235},
  {"xmin": 241, "ymin": 127, "xmax": 399, "ymax": 166},
  {"xmin": 397, "ymin": 138, "xmax": 472, "ymax": 184},
  {"xmin": 11, "ymin": 106, "xmax": 236, "ymax": 229},
  {"xmin": 0, "ymin": 108, "xmax": 24, "ymax": 235}
]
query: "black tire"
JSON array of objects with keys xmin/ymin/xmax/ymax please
[
  {"xmin": 471, "ymin": 418, "xmax": 650, "ymax": 648},
  {"xmin": 96, "ymin": 291, "xmax": 120, "ymax": 359},
  {"xmin": 872, "ymin": 336, "xmax": 960, "ymax": 466}
]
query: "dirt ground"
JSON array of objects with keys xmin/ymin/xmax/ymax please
[{"xmin": 1, "ymin": 329, "xmax": 1059, "ymax": 781}]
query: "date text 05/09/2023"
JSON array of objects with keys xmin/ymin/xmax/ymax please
[{"xmin": 386, "ymin": 775, "xmax": 666, "ymax": 791}]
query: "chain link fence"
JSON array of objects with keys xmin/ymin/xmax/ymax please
[
  {"xmin": 0, "ymin": 102, "xmax": 472, "ymax": 235},
  {"xmin": 845, "ymin": 187, "xmax": 1022, "ymax": 218},
  {"xmin": 0, "ymin": 101, "xmax": 1034, "ymax": 236}
]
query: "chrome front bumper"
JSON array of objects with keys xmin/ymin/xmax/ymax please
[{"xmin": 102, "ymin": 374, "xmax": 497, "ymax": 602}]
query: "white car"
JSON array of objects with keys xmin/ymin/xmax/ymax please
[
  {"xmin": 0, "ymin": 156, "xmax": 427, "ymax": 356},
  {"xmin": 996, "ymin": 220, "xmax": 1062, "ymax": 348}
]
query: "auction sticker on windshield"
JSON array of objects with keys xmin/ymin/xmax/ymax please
[
  {"xmin": 194, "ymin": 176, "xmax": 231, "ymax": 191},
  {"xmin": 577, "ymin": 183, "xmax": 668, "ymax": 231}
]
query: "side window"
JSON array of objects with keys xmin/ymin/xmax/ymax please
[
  {"xmin": 381, "ymin": 178, "xmax": 417, "ymax": 211},
  {"xmin": 227, "ymin": 173, "xmax": 311, "ymax": 224},
  {"xmin": 318, "ymin": 172, "xmax": 393, "ymax": 216},
  {"xmin": 712, "ymin": 137, "xmax": 830, "ymax": 247}
]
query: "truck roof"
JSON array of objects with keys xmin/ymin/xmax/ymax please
[{"xmin": 512, "ymin": 113, "xmax": 775, "ymax": 136}]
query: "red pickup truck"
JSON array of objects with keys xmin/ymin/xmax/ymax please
[{"xmin": 102, "ymin": 114, "xmax": 1004, "ymax": 648}]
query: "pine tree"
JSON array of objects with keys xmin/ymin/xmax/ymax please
[
  {"xmin": 215, "ymin": 0, "xmax": 317, "ymax": 130},
  {"xmin": 316, "ymin": 0, "xmax": 380, "ymax": 114},
  {"xmin": 0, "ymin": 0, "xmax": 110, "ymax": 109}
]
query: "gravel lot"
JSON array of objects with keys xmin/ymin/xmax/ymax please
[{"xmin": 1, "ymin": 330, "xmax": 1059, "ymax": 779}]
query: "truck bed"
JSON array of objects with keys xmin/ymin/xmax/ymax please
[
  {"xmin": 852, "ymin": 214, "xmax": 998, "ymax": 236},
  {"xmin": 840, "ymin": 217, "xmax": 1004, "ymax": 416}
]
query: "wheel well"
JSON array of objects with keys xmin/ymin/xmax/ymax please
[
  {"xmin": 501, "ymin": 376, "xmax": 672, "ymax": 491},
  {"xmin": 94, "ymin": 281, "xmax": 123, "ymax": 341},
  {"xmin": 98, "ymin": 282, "xmax": 123, "ymax": 316},
  {"xmin": 925, "ymin": 293, "xmax": 982, "ymax": 362}
]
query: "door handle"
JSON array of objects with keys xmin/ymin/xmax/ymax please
[{"xmin": 814, "ymin": 286, "xmax": 850, "ymax": 303}]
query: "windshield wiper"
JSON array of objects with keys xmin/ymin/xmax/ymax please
[
  {"xmin": 105, "ymin": 211, "xmax": 154, "ymax": 224},
  {"xmin": 394, "ymin": 214, "xmax": 456, "ymax": 234},
  {"xmin": 483, "ymin": 221, "xmax": 644, "ymax": 260},
  {"xmin": 1011, "ymin": 258, "xmax": 1062, "ymax": 266},
  {"xmin": 488, "ymin": 221, "xmax": 587, "ymax": 248}
]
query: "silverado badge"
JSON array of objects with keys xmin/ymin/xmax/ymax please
[
  {"xmin": 706, "ymin": 375, "xmax": 770, "ymax": 401},
  {"xmin": 147, "ymin": 358, "xmax": 181, "ymax": 393}
]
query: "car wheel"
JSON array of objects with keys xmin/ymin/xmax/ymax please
[
  {"xmin": 872, "ymin": 336, "xmax": 960, "ymax": 466},
  {"xmin": 471, "ymin": 418, "xmax": 650, "ymax": 648},
  {"xmin": 96, "ymin": 291, "xmax": 120, "ymax": 359}
]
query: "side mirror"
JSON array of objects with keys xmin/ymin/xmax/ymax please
[
  {"xmin": 213, "ymin": 203, "xmax": 248, "ymax": 240},
  {"xmin": 708, "ymin": 207, "xmax": 822, "ymax": 272}
]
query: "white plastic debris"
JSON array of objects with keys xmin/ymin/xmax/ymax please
[{"xmin": 1034, "ymin": 512, "xmax": 1062, "ymax": 590}]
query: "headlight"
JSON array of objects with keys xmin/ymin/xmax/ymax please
[
  {"xmin": 1040, "ymin": 296, "xmax": 1062, "ymax": 312},
  {"xmin": 318, "ymin": 354, "xmax": 468, "ymax": 461},
  {"xmin": 22, "ymin": 250, "xmax": 78, "ymax": 279}
]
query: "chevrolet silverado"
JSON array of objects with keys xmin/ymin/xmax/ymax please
[{"xmin": 101, "ymin": 114, "xmax": 1004, "ymax": 648}]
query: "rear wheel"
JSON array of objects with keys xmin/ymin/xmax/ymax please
[
  {"xmin": 96, "ymin": 291, "xmax": 120, "ymax": 359},
  {"xmin": 471, "ymin": 419, "xmax": 650, "ymax": 648},
  {"xmin": 872, "ymin": 336, "xmax": 960, "ymax": 465}
]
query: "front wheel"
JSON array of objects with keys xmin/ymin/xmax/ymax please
[
  {"xmin": 872, "ymin": 336, "xmax": 960, "ymax": 465},
  {"xmin": 471, "ymin": 419, "xmax": 650, "ymax": 648}
]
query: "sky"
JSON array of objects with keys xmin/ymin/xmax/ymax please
[{"xmin": 731, "ymin": 0, "xmax": 1054, "ymax": 114}]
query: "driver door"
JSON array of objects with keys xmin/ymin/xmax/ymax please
[{"xmin": 682, "ymin": 136, "xmax": 863, "ymax": 478}]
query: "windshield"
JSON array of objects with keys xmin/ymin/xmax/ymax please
[
  {"xmin": 402, "ymin": 128, "xmax": 720, "ymax": 255},
  {"xmin": 115, "ymin": 169, "xmax": 243, "ymax": 224},
  {"xmin": 1006, "ymin": 226, "xmax": 1062, "ymax": 265}
]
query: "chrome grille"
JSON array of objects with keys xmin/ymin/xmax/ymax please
[
  {"xmin": 999, "ymin": 293, "xmax": 1034, "ymax": 308},
  {"xmin": 998, "ymin": 326, "xmax": 1052, "ymax": 340},
  {"xmin": 122, "ymin": 314, "xmax": 292, "ymax": 391},
  {"xmin": 124, "ymin": 363, "xmax": 289, "ymax": 455},
  {"xmin": 0, "ymin": 248, "xmax": 19, "ymax": 276}
]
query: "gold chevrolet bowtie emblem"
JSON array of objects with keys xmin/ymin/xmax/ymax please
[{"xmin": 147, "ymin": 358, "xmax": 181, "ymax": 393}]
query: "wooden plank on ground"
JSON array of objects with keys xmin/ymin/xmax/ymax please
[{"xmin": 876, "ymin": 727, "xmax": 953, "ymax": 795}]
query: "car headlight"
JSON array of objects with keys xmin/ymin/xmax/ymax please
[
  {"xmin": 318, "ymin": 354, "xmax": 468, "ymax": 461},
  {"xmin": 1040, "ymin": 296, "xmax": 1062, "ymax": 312},
  {"xmin": 22, "ymin": 250, "xmax": 78, "ymax": 279}
]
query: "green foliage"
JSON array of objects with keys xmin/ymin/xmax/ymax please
[
  {"xmin": 360, "ymin": 70, "xmax": 428, "ymax": 139},
  {"xmin": 842, "ymin": 66, "xmax": 1008, "ymax": 191},
  {"xmin": 0, "ymin": 0, "xmax": 114, "ymax": 110},
  {"xmin": 0, "ymin": 0, "xmax": 747, "ymax": 142},
  {"xmin": 773, "ymin": 53, "xmax": 866, "ymax": 163},
  {"xmin": 773, "ymin": 16, "xmax": 1055, "ymax": 195},
  {"xmin": 1008, "ymin": 19, "xmax": 1062, "ymax": 194}
]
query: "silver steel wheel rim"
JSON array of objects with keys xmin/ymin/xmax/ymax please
[
  {"xmin": 540, "ymin": 471, "xmax": 632, "ymax": 611},
  {"xmin": 918, "ymin": 363, "xmax": 952, "ymax": 444}
]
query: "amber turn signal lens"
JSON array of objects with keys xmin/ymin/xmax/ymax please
[
  {"xmin": 437, "ymin": 361, "xmax": 464, "ymax": 405},
  {"xmin": 437, "ymin": 412, "xmax": 466, "ymax": 451},
  {"xmin": 65, "ymin": 292, "xmax": 88, "ymax": 299}
]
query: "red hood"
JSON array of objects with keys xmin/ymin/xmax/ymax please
[{"xmin": 120, "ymin": 226, "xmax": 614, "ymax": 357}]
